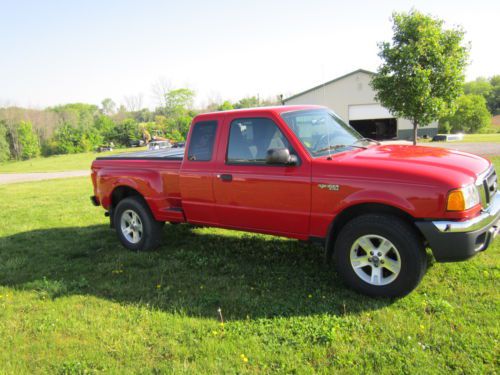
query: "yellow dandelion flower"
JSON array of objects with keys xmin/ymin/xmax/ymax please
[{"xmin": 156, "ymin": 284, "xmax": 162, "ymax": 289}]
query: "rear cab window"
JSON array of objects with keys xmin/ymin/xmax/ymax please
[{"xmin": 187, "ymin": 121, "xmax": 217, "ymax": 161}]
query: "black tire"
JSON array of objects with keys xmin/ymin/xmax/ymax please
[
  {"xmin": 114, "ymin": 196, "xmax": 164, "ymax": 251},
  {"xmin": 333, "ymin": 214, "xmax": 427, "ymax": 297}
]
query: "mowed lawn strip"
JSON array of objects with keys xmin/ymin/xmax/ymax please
[
  {"xmin": 425, "ymin": 133, "xmax": 500, "ymax": 143},
  {"xmin": 0, "ymin": 162, "xmax": 498, "ymax": 373},
  {"xmin": 0, "ymin": 147, "xmax": 146, "ymax": 173}
]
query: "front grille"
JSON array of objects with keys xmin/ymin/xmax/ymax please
[{"xmin": 478, "ymin": 167, "xmax": 497, "ymax": 207}]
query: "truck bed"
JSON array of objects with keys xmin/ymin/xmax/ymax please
[
  {"xmin": 91, "ymin": 148, "xmax": 185, "ymax": 222},
  {"xmin": 96, "ymin": 148, "xmax": 185, "ymax": 160}
]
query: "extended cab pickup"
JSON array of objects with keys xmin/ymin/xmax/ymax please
[{"xmin": 91, "ymin": 106, "xmax": 499, "ymax": 297}]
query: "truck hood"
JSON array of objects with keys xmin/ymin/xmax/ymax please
[{"xmin": 315, "ymin": 144, "xmax": 491, "ymax": 187}]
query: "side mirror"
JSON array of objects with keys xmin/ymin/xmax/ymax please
[{"xmin": 266, "ymin": 148, "xmax": 298, "ymax": 166}]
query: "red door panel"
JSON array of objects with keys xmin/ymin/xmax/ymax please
[
  {"xmin": 214, "ymin": 167, "xmax": 311, "ymax": 236},
  {"xmin": 213, "ymin": 113, "xmax": 312, "ymax": 237}
]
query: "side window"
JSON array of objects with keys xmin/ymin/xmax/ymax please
[
  {"xmin": 187, "ymin": 121, "xmax": 217, "ymax": 161},
  {"xmin": 227, "ymin": 118, "xmax": 292, "ymax": 164}
]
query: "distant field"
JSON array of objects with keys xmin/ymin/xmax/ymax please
[
  {"xmin": 432, "ymin": 133, "xmax": 500, "ymax": 143},
  {"xmin": 0, "ymin": 147, "xmax": 146, "ymax": 173},
  {"xmin": 459, "ymin": 133, "xmax": 500, "ymax": 143}
]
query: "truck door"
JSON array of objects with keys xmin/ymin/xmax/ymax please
[
  {"xmin": 213, "ymin": 115, "xmax": 311, "ymax": 237},
  {"xmin": 179, "ymin": 119, "xmax": 219, "ymax": 225}
]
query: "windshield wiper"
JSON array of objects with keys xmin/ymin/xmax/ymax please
[
  {"xmin": 353, "ymin": 138, "xmax": 381, "ymax": 145},
  {"xmin": 315, "ymin": 144, "xmax": 366, "ymax": 154}
]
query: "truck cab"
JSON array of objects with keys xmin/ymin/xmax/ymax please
[{"xmin": 91, "ymin": 105, "xmax": 499, "ymax": 297}]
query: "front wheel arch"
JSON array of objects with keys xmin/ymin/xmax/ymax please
[{"xmin": 325, "ymin": 203, "xmax": 424, "ymax": 263}]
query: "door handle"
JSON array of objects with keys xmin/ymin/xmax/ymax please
[{"xmin": 217, "ymin": 174, "xmax": 233, "ymax": 182}]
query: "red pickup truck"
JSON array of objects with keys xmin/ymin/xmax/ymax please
[{"xmin": 91, "ymin": 105, "xmax": 499, "ymax": 297}]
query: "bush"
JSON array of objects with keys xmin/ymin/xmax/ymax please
[
  {"xmin": 444, "ymin": 94, "xmax": 491, "ymax": 133},
  {"xmin": 10, "ymin": 121, "xmax": 41, "ymax": 160},
  {"xmin": 438, "ymin": 120, "xmax": 451, "ymax": 134},
  {"xmin": 0, "ymin": 121, "xmax": 11, "ymax": 162}
]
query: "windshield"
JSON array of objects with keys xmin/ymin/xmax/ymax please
[{"xmin": 281, "ymin": 109, "xmax": 365, "ymax": 157}]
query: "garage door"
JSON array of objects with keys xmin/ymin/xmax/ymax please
[{"xmin": 349, "ymin": 104, "xmax": 394, "ymax": 120}]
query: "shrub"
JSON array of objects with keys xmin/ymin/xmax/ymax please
[{"xmin": 0, "ymin": 121, "xmax": 11, "ymax": 162}]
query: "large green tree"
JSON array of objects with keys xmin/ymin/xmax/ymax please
[
  {"xmin": 487, "ymin": 75, "xmax": 500, "ymax": 115},
  {"xmin": 464, "ymin": 76, "xmax": 500, "ymax": 115},
  {"xmin": 442, "ymin": 94, "xmax": 491, "ymax": 133},
  {"xmin": 163, "ymin": 88, "xmax": 195, "ymax": 117},
  {"xmin": 464, "ymin": 77, "xmax": 492, "ymax": 97},
  {"xmin": 371, "ymin": 10, "xmax": 469, "ymax": 144}
]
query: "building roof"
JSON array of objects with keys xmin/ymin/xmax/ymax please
[{"xmin": 283, "ymin": 68, "xmax": 375, "ymax": 102}]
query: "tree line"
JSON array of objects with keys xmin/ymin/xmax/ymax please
[
  {"xmin": 0, "ymin": 89, "xmax": 279, "ymax": 162},
  {"xmin": 438, "ymin": 75, "xmax": 499, "ymax": 134}
]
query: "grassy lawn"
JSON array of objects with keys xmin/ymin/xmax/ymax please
[
  {"xmin": 0, "ymin": 166, "xmax": 498, "ymax": 373},
  {"xmin": 461, "ymin": 133, "xmax": 500, "ymax": 143},
  {"xmin": 426, "ymin": 133, "xmax": 500, "ymax": 143},
  {"xmin": 0, "ymin": 147, "xmax": 146, "ymax": 173}
]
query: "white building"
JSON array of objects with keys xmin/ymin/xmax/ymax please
[{"xmin": 283, "ymin": 69, "xmax": 438, "ymax": 141}]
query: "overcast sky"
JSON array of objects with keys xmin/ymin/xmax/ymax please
[{"xmin": 1, "ymin": 0, "xmax": 499, "ymax": 109}]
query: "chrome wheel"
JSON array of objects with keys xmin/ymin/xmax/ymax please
[
  {"xmin": 349, "ymin": 234, "xmax": 401, "ymax": 286},
  {"xmin": 120, "ymin": 209, "xmax": 143, "ymax": 244}
]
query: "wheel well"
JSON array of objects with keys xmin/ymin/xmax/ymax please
[
  {"xmin": 111, "ymin": 186, "xmax": 142, "ymax": 209},
  {"xmin": 325, "ymin": 203, "xmax": 423, "ymax": 261},
  {"xmin": 109, "ymin": 186, "xmax": 142, "ymax": 216},
  {"xmin": 109, "ymin": 186, "xmax": 143, "ymax": 228}
]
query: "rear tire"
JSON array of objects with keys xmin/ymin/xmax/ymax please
[
  {"xmin": 114, "ymin": 196, "xmax": 164, "ymax": 251},
  {"xmin": 333, "ymin": 214, "xmax": 427, "ymax": 297}
]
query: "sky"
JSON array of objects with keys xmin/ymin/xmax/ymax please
[{"xmin": 1, "ymin": 0, "xmax": 499, "ymax": 109}]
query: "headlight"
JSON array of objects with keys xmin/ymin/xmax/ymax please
[{"xmin": 446, "ymin": 184, "xmax": 480, "ymax": 211}]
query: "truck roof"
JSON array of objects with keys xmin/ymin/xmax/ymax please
[{"xmin": 194, "ymin": 105, "xmax": 325, "ymax": 121}]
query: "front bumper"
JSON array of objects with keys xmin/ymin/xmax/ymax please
[{"xmin": 416, "ymin": 193, "xmax": 500, "ymax": 262}]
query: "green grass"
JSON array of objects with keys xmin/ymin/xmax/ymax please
[
  {"xmin": 428, "ymin": 133, "xmax": 500, "ymax": 143},
  {"xmin": 0, "ymin": 167, "xmax": 498, "ymax": 373},
  {"xmin": 0, "ymin": 147, "xmax": 146, "ymax": 173}
]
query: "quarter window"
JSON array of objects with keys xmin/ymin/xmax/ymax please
[{"xmin": 187, "ymin": 121, "xmax": 217, "ymax": 161}]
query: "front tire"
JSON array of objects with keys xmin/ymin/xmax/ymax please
[
  {"xmin": 114, "ymin": 196, "xmax": 164, "ymax": 251},
  {"xmin": 333, "ymin": 214, "xmax": 427, "ymax": 297}
]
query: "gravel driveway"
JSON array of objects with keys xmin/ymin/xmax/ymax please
[
  {"xmin": 0, "ymin": 170, "xmax": 90, "ymax": 185},
  {"xmin": 423, "ymin": 142, "xmax": 500, "ymax": 156}
]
